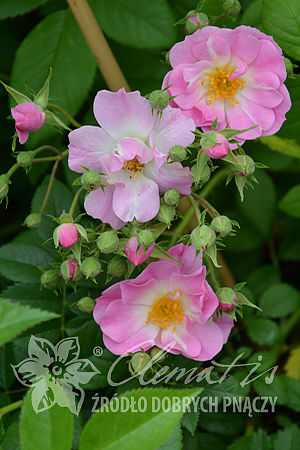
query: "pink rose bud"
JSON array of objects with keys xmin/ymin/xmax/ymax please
[
  {"xmin": 124, "ymin": 236, "xmax": 155, "ymax": 266},
  {"xmin": 57, "ymin": 223, "xmax": 79, "ymax": 248},
  {"xmin": 67, "ymin": 259, "xmax": 79, "ymax": 280},
  {"xmin": 203, "ymin": 133, "xmax": 229, "ymax": 159},
  {"xmin": 11, "ymin": 102, "xmax": 46, "ymax": 144},
  {"xmin": 217, "ymin": 287, "xmax": 237, "ymax": 311}
]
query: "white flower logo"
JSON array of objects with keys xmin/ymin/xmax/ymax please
[{"xmin": 11, "ymin": 335, "xmax": 99, "ymax": 415}]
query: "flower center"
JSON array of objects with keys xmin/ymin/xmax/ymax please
[
  {"xmin": 123, "ymin": 157, "xmax": 145, "ymax": 178},
  {"xmin": 202, "ymin": 65, "xmax": 246, "ymax": 107},
  {"xmin": 146, "ymin": 289, "xmax": 184, "ymax": 330}
]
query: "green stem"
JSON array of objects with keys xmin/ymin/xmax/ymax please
[
  {"xmin": 211, "ymin": 12, "xmax": 227, "ymax": 25},
  {"xmin": 7, "ymin": 164, "xmax": 19, "ymax": 178},
  {"xmin": 35, "ymin": 145, "xmax": 63, "ymax": 156},
  {"xmin": 47, "ymin": 103, "xmax": 81, "ymax": 128},
  {"xmin": 170, "ymin": 207, "xmax": 194, "ymax": 246},
  {"xmin": 40, "ymin": 159, "xmax": 60, "ymax": 213},
  {"xmin": 0, "ymin": 400, "xmax": 23, "ymax": 419},
  {"xmin": 205, "ymin": 256, "xmax": 221, "ymax": 291},
  {"xmin": 281, "ymin": 309, "xmax": 300, "ymax": 340},
  {"xmin": 33, "ymin": 150, "xmax": 68, "ymax": 164},
  {"xmin": 61, "ymin": 286, "xmax": 67, "ymax": 338},
  {"xmin": 69, "ymin": 187, "xmax": 84, "ymax": 217},
  {"xmin": 197, "ymin": 167, "xmax": 230, "ymax": 198},
  {"xmin": 188, "ymin": 195, "xmax": 202, "ymax": 224}
]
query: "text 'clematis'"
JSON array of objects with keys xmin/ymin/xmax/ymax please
[
  {"xmin": 68, "ymin": 89, "xmax": 195, "ymax": 229},
  {"xmin": 93, "ymin": 244, "xmax": 234, "ymax": 361},
  {"xmin": 163, "ymin": 26, "xmax": 291, "ymax": 144}
]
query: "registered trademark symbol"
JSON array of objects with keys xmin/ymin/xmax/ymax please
[{"xmin": 93, "ymin": 346, "xmax": 103, "ymax": 357}]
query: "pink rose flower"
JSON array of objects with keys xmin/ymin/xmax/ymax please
[
  {"xmin": 163, "ymin": 26, "xmax": 291, "ymax": 144},
  {"xmin": 124, "ymin": 236, "xmax": 155, "ymax": 266},
  {"xmin": 57, "ymin": 223, "xmax": 79, "ymax": 248},
  {"xmin": 11, "ymin": 102, "xmax": 45, "ymax": 144},
  {"xmin": 68, "ymin": 89, "xmax": 195, "ymax": 230},
  {"xmin": 203, "ymin": 133, "xmax": 229, "ymax": 159},
  {"xmin": 93, "ymin": 244, "xmax": 234, "ymax": 361}
]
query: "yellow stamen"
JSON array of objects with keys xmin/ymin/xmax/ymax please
[
  {"xmin": 123, "ymin": 157, "xmax": 145, "ymax": 179},
  {"xmin": 146, "ymin": 290, "xmax": 184, "ymax": 331},
  {"xmin": 203, "ymin": 65, "xmax": 246, "ymax": 106}
]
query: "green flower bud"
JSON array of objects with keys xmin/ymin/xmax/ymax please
[
  {"xmin": 0, "ymin": 174, "xmax": 9, "ymax": 201},
  {"xmin": 164, "ymin": 188, "xmax": 180, "ymax": 206},
  {"xmin": 149, "ymin": 90, "xmax": 169, "ymax": 111},
  {"xmin": 107, "ymin": 256, "xmax": 127, "ymax": 278},
  {"xmin": 223, "ymin": 0, "xmax": 241, "ymax": 16},
  {"xmin": 17, "ymin": 151, "xmax": 35, "ymax": 168},
  {"xmin": 150, "ymin": 347, "xmax": 166, "ymax": 362},
  {"xmin": 60, "ymin": 259, "xmax": 81, "ymax": 282},
  {"xmin": 234, "ymin": 155, "xmax": 255, "ymax": 177},
  {"xmin": 24, "ymin": 212, "xmax": 42, "ymax": 229},
  {"xmin": 211, "ymin": 215, "xmax": 232, "ymax": 237},
  {"xmin": 169, "ymin": 145, "xmax": 187, "ymax": 162},
  {"xmin": 77, "ymin": 296, "xmax": 95, "ymax": 313},
  {"xmin": 129, "ymin": 352, "xmax": 151, "ymax": 375},
  {"xmin": 137, "ymin": 230, "xmax": 155, "ymax": 248},
  {"xmin": 80, "ymin": 170, "xmax": 103, "ymax": 191},
  {"xmin": 191, "ymin": 164, "xmax": 211, "ymax": 185},
  {"xmin": 97, "ymin": 230, "xmax": 119, "ymax": 254},
  {"xmin": 81, "ymin": 256, "xmax": 101, "ymax": 279},
  {"xmin": 41, "ymin": 270, "xmax": 60, "ymax": 290},
  {"xmin": 284, "ymin": 57, "xmax": 293, "ymax": 76},
  {"xmin": 200, "ymin": 131, "xmax": 217, "ymax": 149},
  {"xmin": 191, "ymin": 225, "xmax": 216, "ymax": 251},
  {"xmin": 186, "ymin": 11, "xmax": 209, "ymax": 33},
  {"xmin": 156, "ymin": 202, "xmax": 176, "ymax": 227},
  {"xmin": 217, "ymin": 287, "xmax": 237, "ymax": 311}
]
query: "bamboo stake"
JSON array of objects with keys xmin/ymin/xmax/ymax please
[{"xmin": 66, "ymin": 0, "xmax": 130, "ymax": 92}]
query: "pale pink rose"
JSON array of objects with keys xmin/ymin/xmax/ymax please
[
  {"xmin": 57, "ymin": 223, "xmax": 79, "ymax": 248},
  {"xmin": 124, "ymin": 236, "xmax": 155, "ymax": 266},
  {"xmin": 68, "ymin": 89, "xmax": 195, "ymax": 230},
  {"xmin": 93, "ymin": 244, "xmax": 234, "ymax": 361},
  {"xmin": 163, "ymin": 26, "xmax": 291, "ymax": 145},
  {"xmin": 11, "ymin": 102, "xmax": 45, "ymax": 144},
  {"xmin": 203, "ymin": 133, "xmax": 229, "ymax": 159}
]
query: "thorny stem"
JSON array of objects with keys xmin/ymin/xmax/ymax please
[
  {"xmin": 0, "ymin": 400, "xmax": 23, "ymax": 419},
  {"xmin": 69, "ymin": 187, "xmax": 85, "ymax": 218},
  {"xmin": 47, "ymin": 103, "xmax": 82, "ymax": 128}
]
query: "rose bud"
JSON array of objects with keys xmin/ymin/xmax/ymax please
[
  {"xmin": 191, "ymin": 163, "xmax": 211, "ymax": 185},
  {"xmin": 96, "ymin": 230, "xmax": 119, "ymax": 254},
  {"xmin": 149, "ymin": 90, "xmax": 169, "ymax": 111},
  {"xmin": 54, "ymin": 223, "xmax": 79, "ymax": 249},
  {"xmin": 137, "ymin": 230, "xmax": 155, "ymax": 248},
  {"xmin": 81, "ymin": 256, "xmax": 101, "ymax": 279},
  {"xmin": 17, "ymin": 151, "xmax": 35, "ymax": 168},
  {"xmin": 107, "ymin": 256, "xmax": 126, "ymax": 278},
  {"xmin": 217, "ymin": 287, "xmax": 237, "ymax": 311},
  {"xmin": 77, "ymin": 296, "xmax": 95, "ymax": 313},
  {"xmin": 129, "ymin": 352, "xmax": 151, "ymax": 375},
  {"xmin": 223, "ymin": 0, "xmax": 241, "ymax": 16},
  {"xmin": 60, "ymin": 259, "xmax": 81, "ymax": 282},
  {"xmin": 0, "ymin": 174, "xmax": 9, "ymax": 202},
  {"xmin": 80, "ymin": 170, "xmax": 103, "ymax": 191},
  {"xmin": 11, "ymin": 102, "xmax": 46, "ymax": 144},
  {"xmin": 234, "ymin": 155, "xmax": 255, "ymax": 176},
  {"xmin": 186, "ymin": 11, "xmax": 209, "ymax": 33},
  {"xmin": 211, "ymin": 215, "xmax": 232, "ymax": 237},
  {"xmin": 169, "ymin": 145, "xmax": 187, "ymax": 162},
  {"xmin": 156, "ymin": 202, "xmax": 176, "ymax": 227},
  {"xmin": 24, "ymin": 212, "xmax": 42, "ymax": 229},
  {"xmin": 164, "ymin": 188, "xmax": 180, "ymax": 206},
  {"xmin": 191, "ymin": 225, "xmax": 216, "ymax": 251},
  {"xmin": 125, "ymin": 237, "xmax": 154, "ymax": 266},
  {"xmin": 41, "ymin": 270, "xmax": 60, "ymax": 290},
  {"xmin": 200, "ymin": 131, "xmax": 229, "ymax": 159}
]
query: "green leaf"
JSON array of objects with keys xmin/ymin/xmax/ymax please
[
  {"xmin": 181, "ymin": 410, "xmax": 199, "ymax": 435},
  {"xmin": 259, "ymin": 135, "xmax": 300, "ymax": 160},
  {"xmin": 240, "ymin": 0, "xmax": 263, "ymax": 27},
  {"xmin": 250, "ymin": 429, "xmax": 272, "ymax": 450},
  {"xmin": 0, "ymin": 420, "xmax": 20, "ymax": 450},
  {"xmin": 0, "ymin": 0, "xmax": 49, "ymax": 19},
  {"xmin": 246, "ymin": 265, "xmax": 281, "ymax": 299},
  {"xmin": 91, "ymin": 0, "xmax": 176, "ymax": 49},
  {"xmin": 279, "ymin": 77, "xmax": 300, "ymax": 144},
  {"xmin": 0, "ymin": 344, "xmax": 15, "ymax": 389},
  {"xmin": 254, "ymin": 375, "xmax": 300, "ymax": 412},
  {"xmin": 239, "ymin": 171, "xmax": 276, "ymax": 237},
  {"xmin": 20, "ymin": 385, "xmax": 73, "ymax": 450},
  {"xmin": 79, "ymin": 387, "xmax": 202, "ymax": 450},
  {"xmin": 279, "ymin": 184, "xmax": 300, "ymax": 218},
  {"xmin": 262, "ymin": 0, "xmax": 300, "ymax": 59},
  {"xmin": 158, "ymin": 424, "xmax": 182, "ymax": 450},
  {"xmin": 0, "ymin": 242, "xmax": 55, "ymax": 283},
  {"xmin": 259, "ymin": 283, "xmax": 300, "ymax": 318},
  {"xmin": 273, "ymin": 425, "xmax": 300, "ymax": 450},
  {"xmin": 0, "ymin": 298, "xmax": 58, "ymax": 346},
  {"xmin": 0, "ymin": 283, "xmax": 61, "ymax": 313},
  {"xmin": 247, "ymin": 318, "xmax": 281, "ymax": 345},
  {"xmin": 10, "ymin": 9, "xmax": 96, "ymax": 143},
  {"xmin": 184, "ymin": 432, "xmax": 226, "ymax": 450}
]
